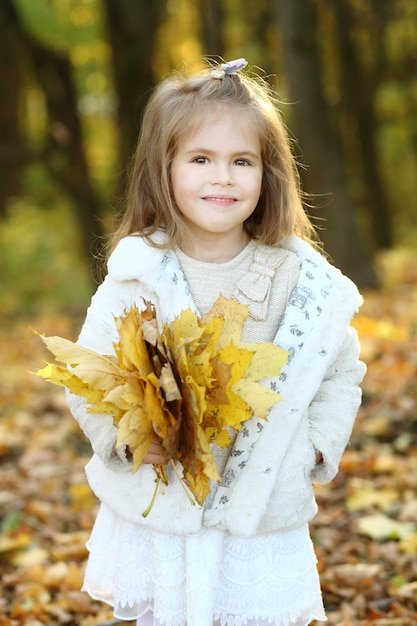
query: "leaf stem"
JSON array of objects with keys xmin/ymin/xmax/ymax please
[
  {"xmin": 141, "ymin": 462, "xmax": 195, "ymax": 517},
  {"xmin": 141, "ymin": 477, "xmax": 160, "ymax": 518},
  {"xmin": 170, "ymin": 460, "xmax": 196, "ymax": 507},
  {"xmin": 141, "ymin": 464, "xmax": 167, "ymax": 517}
]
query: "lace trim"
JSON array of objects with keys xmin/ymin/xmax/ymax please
[{"xmin": 82, "ymin": 505, "xmax": 326, "ymax": 626}]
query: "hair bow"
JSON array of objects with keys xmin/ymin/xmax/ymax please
[{"xmin": 211, "ymin": 58, "xmax": 248, "ymax": 78}]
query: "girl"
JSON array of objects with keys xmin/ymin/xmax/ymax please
[{"xmin": 67, "ymin": 58, "xmax": 366, "ymax": 626}]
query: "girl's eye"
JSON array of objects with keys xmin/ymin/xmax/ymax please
[
  {"xmin": 235, "ymin": 158, "xmax": 250, "ymax": 166},
  {"xmin": 193, "ymin": 156, "xmax": 209, "ymax": 164}
]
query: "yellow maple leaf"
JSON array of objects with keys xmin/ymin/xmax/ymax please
[
  {"xmin": 35, "ymin": 333, "xmax": 124, "ymax": 391},
  {"xmin": 114, "ymin": 307, "xmax": 153, "ymax": 374},
  {"xmin": 204, "ymin": 342, "xmax": 253, "ymax": 432},
  {"xmin": 117, "ymin": 406, "xmax": 153, "ymax": 472},
  {"xmin": 201, "ymin": 295, "xmax": 248, "ymax": 349},
  {"xmin": 36, "ymin": 362, "xmax": 110, "ymax": 411}
]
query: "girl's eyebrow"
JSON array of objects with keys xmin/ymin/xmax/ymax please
[{"xmin": 183, "ymin": 147, "xmax": 261, "ymax": 159}]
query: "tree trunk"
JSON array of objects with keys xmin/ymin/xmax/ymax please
[
  {"xmin": 103, "ymin": 0, "xmax": 161, "ymax": 171},
  {"xmin": 198, "ymin": 0, "xmax": 225, "ymax": 57},
  {"xmin": 25, "ymin": 39, "xmax": 104, "ymax": 270},
  {"xmin": 275, "ymin": 0, "xmax": 377, "ymax": 288},
  {"xmin": 1, "ymin": 0, "xmax": 104, "ymax": 275},
  {"xmin": 334, "ymin": 0, "xmax": 392, "ymax": 250},
  {"xmin": 0, "ymin": 1, "xmax": 23, "ymax": 215}
]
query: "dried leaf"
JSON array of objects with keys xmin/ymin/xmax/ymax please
[
  {"xmin": 201, "ymin": 295, "xmax": 248, "ymax": 349},
  {"xmin": 357, "ymin": 513, "xmax": 417, "ymax": 541}
]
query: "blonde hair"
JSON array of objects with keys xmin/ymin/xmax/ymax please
[{"xmin": 108, "ymin": 61, "xmax": 316, "ymax": 256}]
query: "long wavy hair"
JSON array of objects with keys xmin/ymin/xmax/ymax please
[{"xmin": 107, "ymin": 61, "xmax": 317, "ymax": 257}]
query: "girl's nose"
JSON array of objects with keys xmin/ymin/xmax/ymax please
[{"xmin": 212, "ymin": 163, "xmax": 233, "ymax": 185}]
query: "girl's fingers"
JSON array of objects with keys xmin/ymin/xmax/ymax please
[{"xmin": 130, "ymin": 434, "xmax": 169, "ymax": 465}]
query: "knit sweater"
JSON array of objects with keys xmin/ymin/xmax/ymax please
[
  {"xmin": 66, "ymin": 234, "xmax": 366, "ymax": 536},
  {"xmin": 175, "ymin": 241, "xmax": 299, "ymax": 336}
]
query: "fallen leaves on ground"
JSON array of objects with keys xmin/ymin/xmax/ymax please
[{"xmin": 1, "ymin": 247, "xmax": 417, "ymax": 626}]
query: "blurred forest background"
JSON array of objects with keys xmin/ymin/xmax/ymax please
[
  {"xmin": 0, "ymin": 0, "xmax": 416, "ymax": 315},
  {"xmin": 1, "ymin": 1, "xmax": 417, "ymax": 626}
]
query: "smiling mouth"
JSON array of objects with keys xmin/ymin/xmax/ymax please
[{"xmin": 203, "ymin": 195, "xmax": 237, "ymax": 204}]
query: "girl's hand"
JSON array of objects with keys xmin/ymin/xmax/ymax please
[{"xmin": 128, "ymin": 434, "xmax": 169, "ymax": 465}]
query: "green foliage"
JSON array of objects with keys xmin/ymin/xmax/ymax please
[
  {"xmin": 0, "ymin": 177, "xmax": 92, "ymax": 316},
  {"xmin": 16, "ymin": 0, "xmax": 105, "ymax": 53},
  {"xmin": 16, "ymin": 0, "xmax": 115, "ymax": 125}
]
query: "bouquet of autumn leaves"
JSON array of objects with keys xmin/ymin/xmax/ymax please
[{"xmin": 35, "ymin": 295, "xmax": 287, "ymax": 514}]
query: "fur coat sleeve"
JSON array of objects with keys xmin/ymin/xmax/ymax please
[
  {"xmin": 309, "ymin": 325, "xmax": 363, "ymax": 483},
  {"xmin": 66, "ymin": 271, "xmax": 158, "ymax": 473}
]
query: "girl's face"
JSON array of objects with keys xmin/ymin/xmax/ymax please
[{"xmin": 170, "ymin": 109, "xmax": 263, "ymax": 255}]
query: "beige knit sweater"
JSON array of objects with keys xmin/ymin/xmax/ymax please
[{"xmin": 175, "ymin": 241, "xmax": 300, "ymax": 341}]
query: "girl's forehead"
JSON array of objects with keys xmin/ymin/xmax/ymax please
[
  {"xmin": 174, "ymin": 110, "xmax": 262, "ymax": 159},
  {"xmin": 177, "ymin": 105, "xmax": 258, "ymax": 142}
]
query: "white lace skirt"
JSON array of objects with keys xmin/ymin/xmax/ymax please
[{"xmin": 82, "ymin": 503, "xmax": 326, "ymax": 626}]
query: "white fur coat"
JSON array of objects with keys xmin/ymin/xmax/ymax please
[{"xmin": 66, "ymin": 235, "xmax": 366, "ymax": 536}]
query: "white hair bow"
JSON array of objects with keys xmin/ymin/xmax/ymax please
[{"xmin": 211, "ymin": 58, "xmax": 248, "ymax": 78}]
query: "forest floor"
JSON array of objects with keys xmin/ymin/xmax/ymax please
[{"xmin": 1, "ymin": 247, "xmax": 417, "ymax": 626}]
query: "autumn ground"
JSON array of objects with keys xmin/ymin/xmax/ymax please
[{"xmin": 1, "ymin": 248, "xmax": 417, "ymax": 626}]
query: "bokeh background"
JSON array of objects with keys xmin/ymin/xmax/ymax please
[
  {"xmin": 1, "ymin": 2, "xmax": 417, "ymax": 625},
  {"xmin": 1, "ymin": 0, "xmax": 416, "ymax": 317}
]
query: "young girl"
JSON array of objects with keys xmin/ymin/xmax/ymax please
[{"xmin": 67, "ymin": 58, "xmax": 366, "ymax": 626}]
